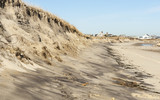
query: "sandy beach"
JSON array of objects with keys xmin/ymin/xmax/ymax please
[
  {"xmin": 1, "ymin": 0, "xmax": 160, "ymax": 100},
  {"xmin": 111, "ymin": 41, "xmax": 160, "ymax": 99},
  {"xmin": 111, "ymin": 42, "xmax": 160, "ymax": 90},
  {"xmin": 1, "ymin": 42, "xmax": 160, "ymax": 100}
]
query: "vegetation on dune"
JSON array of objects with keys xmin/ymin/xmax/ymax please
[{"xmin": 0, "ymin": 0, "xmax": 83, "ymax": 36}]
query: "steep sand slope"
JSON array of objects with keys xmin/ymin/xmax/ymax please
[{"xmin": 0, "ymin": 0, "xmax": 93, "ymax": 73}]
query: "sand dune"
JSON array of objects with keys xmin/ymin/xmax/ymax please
[{"xmin": 0, "ymin": 0, "xmax": 160, "ymax": 100}]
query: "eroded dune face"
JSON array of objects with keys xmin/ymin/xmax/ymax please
[{"xmin": 0, "ymin": 0, "xmax": 91, "ymax": 72}]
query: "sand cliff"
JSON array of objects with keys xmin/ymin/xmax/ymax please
[{"xmin": 0, "ymin": 0, "xmax": 93, "ymax": 72}]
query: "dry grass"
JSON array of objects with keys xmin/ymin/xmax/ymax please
[
  {"xmin": 0, "ymin": 0, "xmax": 84, "ymax": 37},
  {"xmin": 24, "ymin": 3, "xmax": 83, "ymax": 36},
  {"xmin": 55, "ymin": 56, "xmax": 63, "ymax": 62},
  {"xmin": 112, "ymin": 78, "xmax": 145, "ymax": 90}
]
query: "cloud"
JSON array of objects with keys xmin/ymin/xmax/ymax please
[{"xmin": 147, "ymin": 6, "xmax": 160, "ymax": 14}]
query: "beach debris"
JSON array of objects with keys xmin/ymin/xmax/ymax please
[
  {"xmin": 112, "ymin": 78, "xmax": 145, "ymax": 90},
  {"xmin": 55, "ymin": 56, "xmax": 63, "ymax": 62},
  {"xmin": 81, "ymin": 82, "xmax": 89, "ymax": 86},
  {"xmin": 157, "ymin": 43, "xmax": 160, "ymax": 47},
  {"xmin": 41, "ymin": 46, "xmax": 52, "ymax": 60}
]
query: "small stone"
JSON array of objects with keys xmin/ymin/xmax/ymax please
[
  {"xmin": 157, "ymin": 43, "xmax": 160, "ymax": 47},
  {"xmin": 55, "ymin": 56, "xmax": 63, "ymax": 62},
  {"xmin": 112, "ymin": 97, "xmax": 115, "ymax": 100}
]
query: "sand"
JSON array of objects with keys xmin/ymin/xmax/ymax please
[
  {"xmin": 1, "ymin": 0, "xmax": 160, "ymax": 100},
  {"xmin": 111, "ymin": 41, "xmax": 160, "ymax": 98},
  {"xmin": 0, "ymin": 42, "xmax": 160, "ymax": 100}
]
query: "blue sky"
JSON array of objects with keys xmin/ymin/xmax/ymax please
[{"xmin": 23, "ymin": 0, "xmax": 160, "ymax": 36}]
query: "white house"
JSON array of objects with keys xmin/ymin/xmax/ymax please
[
  {"xmin": 139, "ymin": 34, "xmax": 152, "ymax": 39},
  {"xmin": 95, "ymin": 31, "xmax": 105, "ymax": 37}
]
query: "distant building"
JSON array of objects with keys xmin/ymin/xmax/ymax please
[
  {"xmin": 95, "ymin": 31, "xmax": 105, "ymax": 37},
  {"xmin": 138, "ymin": 34, "xmax": 152, "ymax": 39},
  {"xmin": 95, "ymin": 31, "xmax": 114, "ymax": 37},
  {"xmin": 97, "ymin": 31, "xmax": 104, "ymax": 37},
  {"xmin": 107, "ymin": 34, "xmax": 114, "ymax": 37},
  {"xmin": 151, "ymin": 35, "xmax": 160, "ymax": 39}
]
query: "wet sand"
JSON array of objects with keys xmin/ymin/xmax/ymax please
[{"xmin": 0, "ymin": 42, "xmax": 160, "ymax": 100}]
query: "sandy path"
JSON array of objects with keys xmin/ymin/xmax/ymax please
[{"xmin": 0, "ymin": 43, "xmax": 160, "ymax": 100}]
